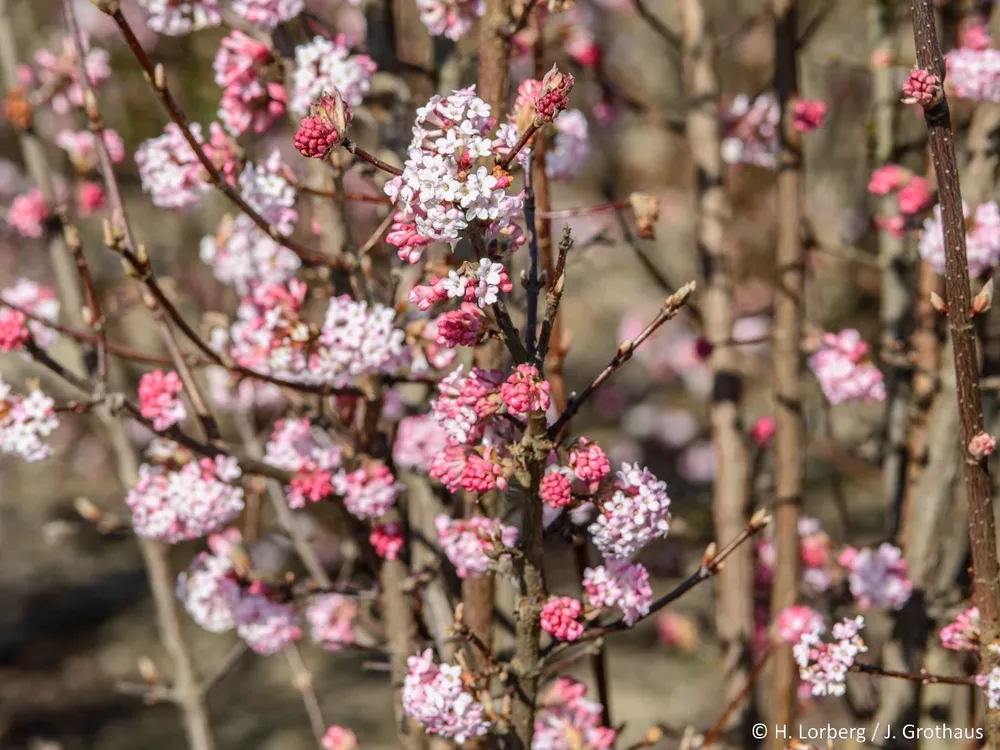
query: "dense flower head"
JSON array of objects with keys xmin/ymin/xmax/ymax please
[
  {"xmin": 416, "ymin": 0, "xmax": 483, "ymax": 40},
  {"xmin": 313, "ymin": 295, "xmax": 408, "ymax": 386},
  {"xmin": 20, "ymin": 35, "xmax": 110, "ymax": 115},
  {"xmin": 127, "ymin": 454, "xmax": 244, "ymax": 542},
  {"xmin": 340, "ymin": 462, "xmax": 401, "ymax": 520},
  {"xmin": 941, "ymin": 606, "xmax": 979, "ymax": 651},
  {"xmin": 774, "ymin": 605, "xmax": 824, "ymax": 645},
  {"xmin": 137, "ymin": 0, "xmax": 222, "ymax": 35},
  {"xmin": 382, "ymin": 87, "xmax": 526, "ymax": 260},
  {"xmin": 588, "ymin": 463, "xmax": 671, "ymax": 559},
  {"xmin": 7, "ymin": 189, "xmax": 50, "ymax": 238},
  {"xmin": 1, "ymin": 279, "xmax": 59, "ymax": 350},
  {"xmin": 0, "ymin": 308, "xmax": 29, "ymax": 352},
  {"xmin": 535, "ymin": 66, "xmax": 575, "ymax": 123},
  {"xmin": 540, "ymin": 468, "xmax": 574, "ymax": 509},
  {"xmin": 583, "ymin": 557, "xmax": 654, "ymax": 626},
  {"xmin": 295, "ymin": 90, "xmax": 352, "ymax": 159},
  {"xmin": 264, "ymin": 417, "xmax": 344, "ymax": 508},
  {"xmin": 970, "ymin": 431, "xmax": 998, "ymax": 460},
  {"xmin": 568, "ymin": 438, "xmax": 610, "ymax": 484},
  {"xmin": 370, "ymin": 521, "xmax": 404, "ymax": 560},
  {"xmin": 138, "ymin": 370, "xmax": 187, "ymax": 431},
  {"xmin": 306, "ymin": 593, "xmax": 357, "ymax": 651},
  {"xmin": 136, "ymin": 123, "xmax": 213, "ymax": 209},
  {"xmin": 176, "ymin": 529, "xmax": 242, "ymax": 633},
  {"xmin": 793, "ymin": 99, "xmax": 827, "ymax": 132},
  {"xmin": 214, "ymin": 31, "xmax": 287, "ymax": 136},
  {"xmin": 394, "ymin": 414, "xmax": 449, "ymax": 472},
  {"xmin": 321, "ymin": 726, "xmax": 359, "ymax": 750},
  {"xmin": 500, "ymin": 364, "xmax": 552, "ymax": 416},
  {"xmin": 868, "ymin": 164, "xmax": 912, "ymax": 196},
  {"xmin": 435, "ymin": 514, "xmax": 517, "ymax": 578},
  {"xmin": 721, "ymin": 93, "xmax": 780, "ymax": 168},
  {"xmin": 291, "ymin": 36, "xmax": 376, "ymax": 113},
  {"xmin": 0, "ymin": 378, "xmax": 59, "ymax": 461},
  {"xmin": 794, "ymin": 616, "xmax": 868, "ymax": 697},
  {"xmin": 402, "ymin": 649, "xmax": 491, "ymax": 742},
  {"xmin": 902, "ymin": 68, "xmax": 943, "ymax": 105},
  {"xmin": 56, "ymin": 129, "xmax": 126, "ymax": 172},
  {"xmin": 946, "ymin": 47, "xmax": 1000, "ymax": 102},
  {"xmin": 430, "ymin": 365, "xmax": 505, "ymax": 445},
  {"xmin": 200, "ymin": 213, "xmax": 301, "ymax": 293},
  {"xmin": 434, "ymin": 302, "xmax": 488, "ymax": 347},
  {"xmin": 838, "ymin": 543, "xmax": 911, "ymax": 610},
  {"xmin": 533, "ymin": 677, "xmax": 617, "ymax": 750},
  {"xmin": 231, "ymin": 0, "xmax": 303, "ymax": 28},
  {"xmin": 921, "ymin": 201, "xmax": 1000, "ymax": 276},
  {"xmin": 233, "ymin": 585, "xmax": 303, "ymax": 654},
  {"xmin": 808, "ymin": 329, "xmax": 886, "ymax": 405},
  {"xmin": 238, "ymin": 151, "xmax": 298, "ymax": 235},
  {"xmin": 541, "ymin": 597, "xmax": 585, "ymax": 641}
]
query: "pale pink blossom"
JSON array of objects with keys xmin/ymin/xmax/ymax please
[
  {"xmin": 394, "ymin": 414, "xmax": 448, "ymax": 472},
  {"xmin": 322, "ymin": 726, "xmax": 359, "ymax": 750},
  {"xmin": 977, "ymin": 665, "xmax": 1000, "ymax": 709},
  {"xmin": 1, "ymin": 279, "xmax": 59, "ymax": 350},
  {"xmin": 970, "ymin": 431, "xmax": 997, "ymax": 460},
  {"xmin": 838, "ymin": 543, "xmax": 912, "ymax": 610},
  {"xmin": 435, "ymin": 514, "xmax": 517, "ymax": 578},
  {"xmin": 21, "ymin": 35, "xmax": 110, "ymax": 115},
  {"xmin": 291, "ymin": 36, "xmax": 376, "ymax": 113},
  {"xmin": 416, "ymin": 0, "xmax": 483, "ymax": 40},
  {"xmin": 340, "ymin": 462, "xmax": 401, "ymax": 520},
  {"xmin": 233, "ymin": 585, "xmax": 303, "ymax": 654},
  {"xmin": 306, "ymin": 593, "xmax": 357, "ymax": 651},
  {"xmin": 947, "ymin": 47, "xmax": 1000, "ymax": 101},
  {"xmin": 176, "ymin": 529, "xmax": 242, "ymax": 632},
  {"xmin": 135, "ymin": 123, "xmax": 212, "ymax": 209},
  {"xmin": 56, "ymin": 129, "xmax": 126, "ymax": 172},
  {"xmin": 402, "ymin": 649, "xmax": 491, "ymax": 742},
  {"xmin": 138, "ymin": 370, "xmax": 187, "ymax": 431},
  {"xmin": 0, "ymin": 308, "xmax": 29, "ymax": 352},
  {"xmin": 0, "ymin": 377, "xmax": 59, "ymax": 461},
  {"xmin": 808, "ymin": 329, "xmax": 886, "ymax": 405},
  {"xmin": 941, "ymin": 606, "xmax": 979, "ymax": 651},
  {"xmin": 232, "ymin": 0, "xmax": 303, "ymax": 28},
  {"xmin": 868, "ymin": 164, "xmax": 912, "ymax": 196},
  {"xmin": 920, "ymin": 201, "xmax": 1000, "ymax": 276},
  {"xmin": 6, "ymin": 189, "xmax": 49, "ymax": 238},
  {"xmin": 774, "ymin": 605, "xmax": 824, "ymax": 645},
  {"xmin": 214, "ymin": 31, "xmax": 287, "ymax": 136},
  {"xmin": 533, "ymin": 677, "xmax": 616, "ymax": 749},
  {"xmin": 794, "ymin": 616, "xmax": 868, "ymax": 697},
  {"xmin": 583, "ymin": 557, "xmax": 653, "ymax": 626},
  {"xmin": 588, "ymin": 463, "xmax": 671, "ymax": 560},
  {"xmin": 137, "ymin": 0, "xmax": 221, "ymax": 34}
]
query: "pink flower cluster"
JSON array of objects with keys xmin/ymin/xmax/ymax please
[
  {"xmin": 56, "ymin": 129, "xmax": 126, "ymax": 172},
  {"xmin": 18, "ymin": 35, "xmax": 110, "ymax": 115},
  {"xmin": 370, "ymin": 521, "xmax": 404, "ymax": 560},
  {"xmin": 306, "ymin": 593, "xmax": 357, "ymax": 651},
  {"xmin": 232, "ymin": 0, "xmax": 303, "ymax": 28},
  {"xmin": 541, "ymin": 596, "xmax": 585, "ymax": 641},
  {"xmin": 177, "ymin": 529, "xmax": 303, "ymax": 653},
  {"xmin": 401, "ymin": 649, "xmax": 491, "ymax": 743},
  {"xmin": 868, "ymin": 164, "xmax": 934, "ymax": 237},
  {"xmin": 901, "ymin": 68, "xmax": 942, "ymax": 106},
  {"xmin": 383, "ymin": 87, "xmax": 525, "ymax": 259},
  {"xmin": 264, "ymin": 418, "xmax": 344, "ymax": 508},
  {"xmin": 977, "ymin": 664, "xmax": 1000, "ymax": 710},
  {"xmin": 434, "ymin": 303, "xmax": 488, "ymax": 348},
  {"xmin": 393, "ymin": 414, "xmax": 449, "ymax": 472},
  {"xmin": 587, "ymin": 462, "xmax": 671, "ymax": 560},
  {"xmin": 838, "ymin": 543, "xmax": 912, "ymax": 610},
  {"xmin": 137, "ymin": 0, "xmax": 221, "ymax": 35},
  {"xmin": 291, "ymin": 36, "xmax": 376, "ymax": 113},
  {"xmin": 6, "ymin": 189, "xmax": 50, "ymax": 238},
  {"xmin": 774, "ymin": 605, "xmax": 824, "ymax": 645},
  {"xmin": 416, "ymin": 0, "xmax": 483, "ymax": 40},
  {"xmin": 214, "ymin": 31, "xmax": 287, "ymax": 136},
  {"xmin": 500, "ymin": 364, "xmax": 551, "ymax": 417},
  {"xmin": 583, "ymin": 557, "xmax": 654, "ymax": 626},
  {"xmin": 808, "ymin": 329, "xmax": 886, "ymax": 405},
  {"xmin": 0, "ymin": 308, "xmax": 28, "ymax": 351},
  {"xmin": 294, "ymin": 91, "xmax": 352, "ymax": 159},
  {"xmin": 540, "ymin": 468, "xmax": 574, "ymax": 509},
  {"xmin": 947, "ymin": 47, "xmax": 1000, "ymax": 102},
  {"xmin": 138, "ymin": 370, "xmax": 187, "ymax": 431},
  {"xmin": 0, "ymin": 377, "xmax": 59, "ymax": 462},
  {"xmin": 533, "ymin": 677, "xmax": 617, "ymax": 749},
  {"xmin": 1, "ymin": 280, "xmax": 58, "ymax": 350},
  {"xmin": 321, "ymin": 726, "xmax": 358, "ymax": 750},
  {"xmin": 920, "ymin": 201, "xmax": 1000, "ymax": 277},
  {"xmin": 200, "ymin": 214, "xmax": 301, "ymax": 292},
  {"xmin": 794, "ymin": 616, "xmax": 868, "ymax": 697},
  {"xmin": 136, "ymin": 122, "xmax": 232, "ymax": 209},
  {"xmin": 535, "ymin": 66, "xmax": 575, "ymax": 123},
  {"xmin": 721, "ymin": 93, "xmax": 779, "ymax": 168},
  {"xmin": 793, "ymin": 99, "xmax": 827, "ymax": 132},
  {"xmin": 435, "ymin": 514, "xmax": 517, "ymax": 578},
  {"xmin": 127, "ymin": 453, "xmax": 244, "ymax": 542},
  {"xmin": 408, "ymin": 259, "xmax": 515, "ymax": 309},
  {"xmin": 341, "ymin": 462, "xmax": 401, "ymax": 520},
  {"xmin": 940, "ymin": 606, "xmax": 979, "ymax": 651},
  {"xmin": 430, "ymin": 365, "xmax": 505, "ymax": 445}
]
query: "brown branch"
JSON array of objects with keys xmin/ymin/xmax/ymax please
[
  {"xmin": 284, "ymin": 644, "xmax": 328, "ymax": 748},
  {"xmin": 477, "ymin": 0, "xmax": 513, "ymax": 117},
  {"xmin": 909, "ymin": 1, "xmax": 1000, "ymax": 744},
  {"xmin": 344, "ymin": 139, "xmax": 403, "ymax": 177}
]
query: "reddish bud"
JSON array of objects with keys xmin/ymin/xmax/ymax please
[
  {"xmin": 902, "ymin": 68, "xmax": 943, "ymax": 107},
  {"xmin": 930, "ymin": 290, "xmax": 949, "ymax": 315},
  {"xmin": 294, "ymin": 90, "xmax": 352, "ymax": 159},
  {"xmin": 969, "ymin": 431, "xmax": 997, "ymax": 461},
  {"xmin": 973, "ymin": 278, "xmax": 994, "ymax": 316},
  {"xmin": 2, "ymin": 87, "xmax": 32, "ymax": 131},
  {"xmin": 535, "ymin": 65, "xmax": 574, "ymax": 123}
]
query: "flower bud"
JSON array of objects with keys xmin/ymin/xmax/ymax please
[
  {"xmin": 295, "ymin": 90, "xmax": 352, "ymax": 159},
  {"xmin": 535, "ymin": 65, "xmax": 574, "ymax": 123}
]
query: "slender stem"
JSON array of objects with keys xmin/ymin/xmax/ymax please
[
  {"xmin": 909, "ymin": 1, "xmax": 1000, "ymax": 744},
  {"xmin": 768, "ymin": 1, "xmax": 805, "ymax": 744},
  {"xmin": 284, "ymin": 644, "xmax": 328, "ymax": 748},
  {"xmin": 344, "ymin": 139, "xmax": 403, "ymax": 177},
  {"xmin": 523, "ymin": 159, "xmax": 541, "ymax": 360},
  {"xmin": 537, "ymin": 200, "xmax": 629, "ymax": 219},
  {"xmin": 496, "ymin": 120, "xmax": 542, "ymax": 171},
  {"xmin": 547, "ymin": 282, "xmax": 696, "ymax": 438},
  {"xmin": 535, "ymin": 227, "xmax": 571, "ymax": 368},
  {"xmin": 702, "ymin": 646, "xmax": 773, "ymax": 746},
  {"xmin": 851, "ymin": 663, "xmax": 975, "ymax": 687}
]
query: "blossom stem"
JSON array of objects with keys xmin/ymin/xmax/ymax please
[
  {"xmin": 535, "ymin": 227, "xmax": 572, "ymax": 368},
  {"xmin": 284, "ymin": 644, "xmax": 328, "ymax": 748},
  {"xmin": 496, "ymin": 119, "xmax": 542, "ymax": 171},
  {"xmin": 343, "ymin": 139, "xmax": 404, "ymax": 176},
  {"xmin": 909, "ymin": 1, "xmax": 1000, "ymax": 744},
  {"xmin": 537, "ymin": 200, "xmax": 630, "ymax": 219},
  {"xmin": 524, "ymin": 160, "xmax": 542, "ymax": 360},
  {"xmin": 546, "ymin": 282, "xmax": 696, "ymax": 438},
  {"xmin": 851, "ymin": 663, "xmax": 976, "ymax": 686}
]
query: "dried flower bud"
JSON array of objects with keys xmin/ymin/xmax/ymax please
[
  {"xmin": 295, "ymin": 90, "xmax": 352, "ymax": 159},
  {"xmin": 137, "ymin": 656, "xmax": 159, "ymax": 685},
  {"xmin": 973, "ymin": 278, "xmax": 994, "ymax": 316},
  {"xmin": 3, "ymin": 87, "xmax": 32, "ymax": 131},
  {"xmin": 629, "ymin": 192, "xmax": 660, "ymax": 239},
  {"xmin": 969, "ymin": 431, "xmax": 997, "ymax": 461},
  {"xmin": 902, "ymin": 67, "xmax": 943, "ymax": 107},
  {"xmin": 930, "ymin": 290, "xmax": 949, "ymax": 315},
  {"xmin": 535, "ymin": 65, "xmax": 574, "ymax": 123}
]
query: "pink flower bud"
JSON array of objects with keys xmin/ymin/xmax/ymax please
[
  {"xmin": 969, "ymin": 431, "xmax": 997, "ymax": 461},
  {"xmin": 535, "ymin": 65, "xmax": 574, "ymax": 123},
  {"xmin": 902, "ymin": 68, "xmax": 943, "ymax": 107},
  {"xmin": 294, "ymin": 90, "xmax": 352, "ymax": 159},
  {"xmin": 750, "ymin": 416, "xmax": 776, "ymax": 448},
  {"xmin": 793, "ymin": 99, "xmax": 827, "ymax": 133}
]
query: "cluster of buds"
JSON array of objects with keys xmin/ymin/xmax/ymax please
[
  {"xmin": 902, "ymin": 68, "xmax": 943, "ymax": 107},
  {"xmin": 294, "ymin": 90, "xmax": 352, "ymax": 159},
  {"xmin": 534, "ymin": 65, "xmax": 574, "ymax": 123}
]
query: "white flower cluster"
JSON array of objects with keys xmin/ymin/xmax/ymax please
[
  {"xmin": 137, "ymin": 0, "xmax": 222, "ymax": 35},
  {"xmin": 587, "ymin": 462, "xmax": 671, "ymax": 560},
  {"xmin": 1, "ymin": 279, "xmax": 59, "ymax": 350},
  {"xmin": 0, "ymin": 377, "xmax": 59, "ymax": 462},
  {"xmin": 794, "ymin": 616, "xmax": 868, "ymax": 697},
  {"xmin": 947, "ymin": 47, "xmax": 1000, "ymax": 102},
  {"xmin": 200, "ymin": 214, "xmax": 301, "ymax": 293},
  {"xmin": 238, "ymin": 150, "xmax": 298, "ymax": 235},
  {"xmin": 415, "ymin": 0, "xmax": 483, "ymax": 40},
  {"xmin": 291, "ymin": 36, "xmax": 377, "ymax": 113},
  {"xmin": 920, "ymin": 201, "xmax": 1000, "ymax": 277},
  {"xmin": 231, "ymin": 0, "xmax": 303, "ymax": 28},
  {"xmin": 313, "ymin": 295, "xmax": 408, "ymax": 387},
  {"xmin": 383, "ymin": 87, "xmax": 525, "ymax": 251},
  {"xmin": 135, "ymin": 123, "xmax": 209, "ymax": 209}
]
